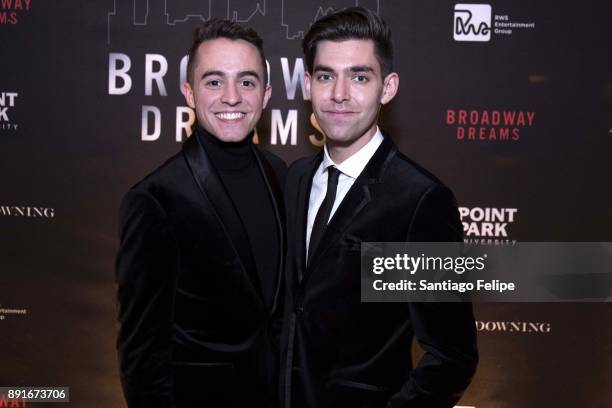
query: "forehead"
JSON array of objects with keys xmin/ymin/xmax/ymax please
[
  {"xmin": 192, "ymin": 38, "xmax": 263, "ymax": 74},
  {"xmin": 313, "ymin": 39, "xmax": 380, "ymax": 72}
]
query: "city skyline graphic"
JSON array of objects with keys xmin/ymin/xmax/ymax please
[{"xmin": 107, "ymin": 0, "xmax": 382, "ymax": 43}]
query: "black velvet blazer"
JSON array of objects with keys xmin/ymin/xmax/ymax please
[
  {"xmin": 279, "ymin": 136, "xmax": 478, "ymax": 408},
  {"xmin": 116, "ymin": 134, "xmax": 286, "ymax": 407}
]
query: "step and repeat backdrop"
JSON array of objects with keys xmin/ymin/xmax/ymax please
[{"xmin": 1, "ymin": 0, "xmax": 611, "ymax": 406}]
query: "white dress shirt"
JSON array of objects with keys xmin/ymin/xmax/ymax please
[{"xmin": 306, "ymin": 128, "xmax": 384, "ymax": 257}]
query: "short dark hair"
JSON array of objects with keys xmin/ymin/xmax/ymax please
[
  {"xmin": 187, "ymin": 19, "xmax": 268, "ymax": 85},
  {"xmin": 302, "ymin": 7, "xmax": 393, "ymax": 78}
]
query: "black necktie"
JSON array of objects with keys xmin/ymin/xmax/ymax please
[{"xmin": 308, "ymin": 166, "xmax": 341, "ymax": 264}]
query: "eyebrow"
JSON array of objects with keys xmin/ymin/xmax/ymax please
[
  {"xmin": 238, "ymin": 70, "xmax": 261, "ymax": 80},
  {"xmin": 200, "ymin": 70, "xmax": 261, "ymax": 81},
  {"xmin": 313, "ymin": 64, "xmax": 334, "ymax": 73},
  {"xmin": 349, "ymin": 65, "xmax": 374, "ymax": 73},
  {"xmin": 313, "ymin": 64, "xmax": 374, "ymax": 74},
  {"xmin": 201, "ymin": 70, "xmax": 224, "ymax": 80}
]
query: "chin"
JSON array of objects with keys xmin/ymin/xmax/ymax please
[
  {"xmin": 216, "ymin": 133, "xmax": 250, "ymax": 143},
  {"xmin": 206, "ymin": 124, "xmax": 246, "ymax": 141},
  {"xmin": 324, "ymin": 131, "xmax": 357, "ymax": 145},
  {"xmin": 319, "ymin": 124, "xmax": 352, "ymax": 141}
]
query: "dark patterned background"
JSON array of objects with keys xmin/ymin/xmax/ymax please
[{"xmin": 1, "ymin": 1, "xmax": 611, "ymax": 406}]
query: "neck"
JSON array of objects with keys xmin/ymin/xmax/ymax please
[
  {"xmin": 326, "ymin": 124, "xmax": 378, "ymax": 164},
  {"xmin": 195, "ymin": 124, "xmax": 253, "ymax": 148},
  {"xmin": 194, "ymin": 124, "xmax": 254, "ymax": 171}
]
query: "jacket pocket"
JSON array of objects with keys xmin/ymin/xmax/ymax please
[
  {"xmin": 329, "ymin": 377, "xmax": 392, "ymax": 393},
  {"xmin": 172, "ymin": 361, "xmax": 234, "ymax": 368},
  {"xmin": 341, "ymin": 234, "xmax": 385, "ymax": 259},
  {"xmin": 340, "ymin": 234, "xmax": 363, "ymax": 251},
  {"xmin": 325, "ymin": 377, "xmax": 393, "ymax": 408}
]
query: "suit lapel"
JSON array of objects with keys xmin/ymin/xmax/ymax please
[
  {"xmin": 303, "ymin": 137, "xmax": 396, "ymax": 280},
  {"xmin": 252, "ymin": 146, "xmax": 285, "ymax": 312},
  {"xmin": 182, "ymin": 134, "xmax": 263, "ymax": 308}
]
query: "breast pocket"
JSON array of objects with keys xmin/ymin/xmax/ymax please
[
  {"xmin": 341, "ymin": 234, "xmax": 362, "ymax": 251},
  {"xmin": 341, "ymin": 233, "xmax": 385, "ymax": 258}
]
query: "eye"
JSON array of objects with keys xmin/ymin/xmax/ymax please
[
  {"xmin": 240, "ymin": 80, "xmax": 255, "ymax": 88},
  {"xmin": 316, "ymin": 73, "xmax": 333, "ymax": 81},
  {"xmin": 206, "ymin": 79, "xmax": 221, "ymax": 88},
  {"xmin": 353, "ymin": 74, "xmax": 368, "ymax": 83}
]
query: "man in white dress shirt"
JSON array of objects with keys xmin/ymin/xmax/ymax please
[{"xmin": 279, "ymin": 7, "xmax": 478, "ymax": 408}]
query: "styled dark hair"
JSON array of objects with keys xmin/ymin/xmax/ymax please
[
  {"xmin": 302, "ymin": 7, "xmax": 393, "ymax": 78},
  {"xmin": 187, "ymin": 19, "xmax": 268, "ymax": 84}
]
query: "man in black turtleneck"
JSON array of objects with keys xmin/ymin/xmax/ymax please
[
  {"xmin": 116, "ymin": 19, "xmax": 286, "ymax": 408},
  {"xmin": 196, "ymin": 126, "xmax": 279, "ymax": 308}
]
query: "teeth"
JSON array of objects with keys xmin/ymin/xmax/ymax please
[{"xmin": 216, "ymin": 112, "xmax": 245, "ymax": 120}]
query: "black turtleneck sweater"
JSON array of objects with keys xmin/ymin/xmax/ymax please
[{"xmin": 196, "ymin": 126, "xmax": 279, "ymax": 308}]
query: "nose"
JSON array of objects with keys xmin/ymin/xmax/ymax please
[
  {"xmin": 221, "ymin": 83, "xmax": 241, "ymax": 106},
  {"xmin": 331, "ymin": 77, "xmax": 349, "ymax": 104}
]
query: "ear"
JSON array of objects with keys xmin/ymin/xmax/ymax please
[
  {"xmin": 181, "ymin": 82, "xmax": 196, "ymax": 109},
  {"xmin": 380, "ymin": 72, "xmax": 399, "ymax": 105},
  {"xmin": 304, "ymin": 71, "xmax": 312, "ymax": 101},
  {"xmin": 262, "ymin": 84, "xmax": 272, "ymax": 109}
]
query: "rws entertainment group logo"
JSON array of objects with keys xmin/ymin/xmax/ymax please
[
  {"xmin": 0, "ymin": 304, "xmax": 28, "ymax": 321},
  {"xmin": 446, "ymin": 109, "xmax": 535, "ymax": 142},
  {"xmin": 459, "ymin": 206, "xmax": 517, "ymax": 244},
  {"xmin": 0, "ymin": 0, "xmax": 31, "ymax": 25},
  {"xmin": 453, "ymin": 3, "xmax": 535, "ymax": 42},
  {"xmin": 0, "ymin": 92, "xmax": 18, "ymax": 131},
  {"xmin": 0, "ymin": 205, "xmax": 55, "ymax": 218},
  {"xmin": 453, "ymin": 4, "xmax": 491, "ymax": 42}
]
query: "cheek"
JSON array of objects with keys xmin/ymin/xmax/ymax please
[
  {"xmin": 195, "ymin": 89, "xmax": 216, "ymax": 107},
  {"xmin": 356, "ymin": 89, "xmax": 380, "ymax": 110},
  {"xmin": 310, "ymin": 84, "xmax": 327, "ymax": 100},
  {"xmin": 244, "ymin": 90, "xmax": 263, "ymax": 105},
  {"xmin": 312, "ymin": 92, "xmax": 328, "ymax": 110}
]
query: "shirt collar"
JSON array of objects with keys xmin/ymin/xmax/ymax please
[{"xmin": 322, "ymin": 127, "xmax": 384, "ymax": 179}]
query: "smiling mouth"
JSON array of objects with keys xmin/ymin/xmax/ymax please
[
  {"xmin": 215, "ymin": 112, "xmax": 246, "ymax": 121},
  {"xmin": 324, "ymin": 110, "xmax": 356, "ymax": 115}
]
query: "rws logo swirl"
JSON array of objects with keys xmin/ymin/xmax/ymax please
[{"xmin": 453, "ymin": 4, "xmax": 492, "ymax": 42}]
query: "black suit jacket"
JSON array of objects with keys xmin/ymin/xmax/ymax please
[
  {"xmin": 279, "ymin": 136, "xmax": 478, "ymax": 408},
  {"xmin": 116, "ymin": 134, "xmax": 286, "ymax": 407}
]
